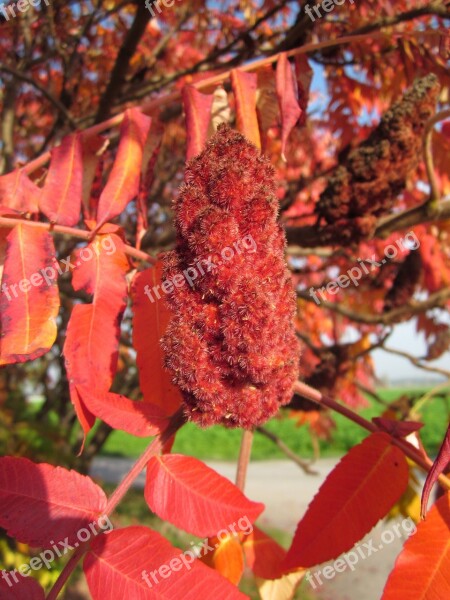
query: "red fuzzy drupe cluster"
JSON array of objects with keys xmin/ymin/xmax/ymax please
[{"xmin": 161, "ymin": 125, "xmax": 300, "ymax": 428}]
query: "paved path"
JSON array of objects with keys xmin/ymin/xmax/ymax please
[{"xmin": 90, "ymin": 457, "xmax": 410, "ymax": 599}]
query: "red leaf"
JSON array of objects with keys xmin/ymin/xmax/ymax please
[
  {"xmin": 0, "ymin": 574, "xmax": 45, "ymax": 599},
  {"xmin": 230, "ymin": 69, "xmax": 261, "ymax": 148},
  {"xmin": 81, "ymin": 135, "xmax": 107, "ymax": 220},
  {"xmin": 63, "ymin": 234, "xmax": 129, "ymax": 436},
  {"xmin": 294, "ymin": 54, "xmax": 313, "ymax": 125},
  {"xmin": 242, "ymin": 526, "xmax": 287, "ymax": 580},
  {"xmin": 39, "ymin": 133, "xmax": 83, "ymax": 226},
  {"xmin": 283, "ymin": 433, "xmax": 409, "ymax": 570},
  {"xmin": 0, "ymin": 457, "xmax": 106, "ymax": 548},
  {"xmin": 0, "ymin": 169, "xmax": 40, "ymax": 213},
  {"xmin": 421, "ymin": 423, "xmax": 450, "ymax": 518},
  {"xmin": 138, "ymin": 141, "xmax": 160, "ymax": 230},
  {"xmin": 373, "ymin": 417, "xmax": 424, "ymax": 439},
  {"xmin": 78, "ymin": 386, "xmax": 169, "ymax": 437},
  {"xmin": 276, "ymin": 53, "xmax": 303, "ymax": 160},
  {"xmin": 131, "ymin": 265, "xmax": 182, "ymax": 416},
  {"xmin": 84, "ymin": 526, "xmax": 247, "ymax": 600},
  {"xmin": 145, "ymin": 454, "xmax": 264, "ymax": 537},
  {"xmin": 0, "ymin": 225, "xmax": 59, "ymax": 365},
  {"xmin": 96, "ymin": 109, "xmax": 151, "ymax": 229},
  {"xmin": 382, "ymin": 492, "xmax": 450, "ymax": 599},
  {"xmin": 182, "ymin": 86, "xmax": 214, "ymax": 160}
]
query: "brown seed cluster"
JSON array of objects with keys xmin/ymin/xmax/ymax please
[{"xmin": 315, "ymin": 74, "xmax": 440, "ymax": 243}]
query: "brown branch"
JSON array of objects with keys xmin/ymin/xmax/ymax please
[
  {"xmin": 95, "ymin": 2, "xmax": 152, "ymax": 123},
  {"xmin": 298, "ymin": 287, "xmax": 450, "ymax": 325},
  {"xmin": 0, "ymin": 65, "xmax": 76, "ymax": 128},
  {"xmin": 0, "ymin": 216, "xmax": 156, "ymax": 265},
  {"xmin": 256, "ymin": 426, "xmax": 318, "ymax": 475},
  {"xmin": 383, "ymin": 346, "xmax": 450, "ymax": 379},
  {"xmin": 349, "ymin": 2, "xmax": 450, "ymax": 36}
]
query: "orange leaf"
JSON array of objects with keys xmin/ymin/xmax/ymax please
[
  {"xmin": 0, "ymin": 169, "xmax": 40, "ymax": 213},
  {"xmin": 231, "ymin": 69, "xmax": 261, "ymax": 149},
  {"xmin": 201, "ymin": 534, "xmax": 245, "ymax": 585},
  {"xmin": 283, "ymin": 433, "xmax": 409, "ymax": 570},
  {"xmin": 182, "ymin": 85, "xmax": 214, "ymax": 160},
  {"xmin": 0, "ymin": 225, "xmax": 59, "ymax": 364},
  {"xmin": 131, "ymin": 264, "xmax": 182, "ymax": 416},
  {"xmin": 243, "ymin": 526, "xmax": 287, "ymax": 580},
  {"xmin": 276, "ymin": 53, "xmax": 303, "ymax": 160},
  {"xmin": 63, "ymin": 234, "xmax": 129, "ymax": 435},
  {"xmin": 96, "ymin": 108, "xmax": 151, "ymax": 229},
  {"xmin": 382, "ymin": 492, "xmax": 450, "ymax": 600},
  {"xmin": 39, "ymin": 133, "xmax": 83, "ymax": 226}
]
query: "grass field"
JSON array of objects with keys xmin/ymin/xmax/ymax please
[{"xmin": 99, "ymin": 387, "xmax": 450, "ymax": 461}]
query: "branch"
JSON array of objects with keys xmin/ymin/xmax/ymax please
[
  {"xmin": 0, "ymin": 216, "xmax": 156, "ymax": 265},
  {"xmin": 349, "ymin": 2, "xmax": 450, "ymax": 35},
  {"xmin": 256, "ymin": 426, "xmax": 318, "ymax": 475},
  {"xmin": 95, "ymin": 2, "xmax": 152, "ymax": 123},
  {"xmin": 297, "ymin": 287, "xmax": 450, "ymax": 325},
  {"xmin": 0, "ymin": 65, "xmax": 77, "ymax": 128},
  {"xmin": 383, "ymin": 346, "xmax": 450, "ymax": 379},
  {"xmin": 293, "ymin": 381, "xmax": 450, "ymax": 491}
]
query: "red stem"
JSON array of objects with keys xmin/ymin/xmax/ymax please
[
  {"xmin": 293, "ymin": 381, "xmax": 450, "ymax": 490},
  {"xmin": 46, "ymin": 409, "xmax": 186, "ymax": 600},
  {"xmin": 235, "ymin": 429, "xmax": 254, "ymax": 492}
]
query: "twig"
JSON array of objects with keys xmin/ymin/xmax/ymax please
[
  {"xmin": 235, "ymin": 429, "xmax": 254, "ymax": 492},
  {"xmin": 293, "ymin": 380, "xmax": 450, "ymax": 491},
  {"xmin": 383, "ymin": 346, "xmax": 450, "ymax": 379},
  {"xmin": 0, "ymin": 216, "xmax": 156, "ymax": 265},
  {"xmin": 256, "ymin": 426, "xmax": 318, "ymax": 475},
  {"xmin": 0, "ymin": 65, "xmax": 77, "ymax": 128}
]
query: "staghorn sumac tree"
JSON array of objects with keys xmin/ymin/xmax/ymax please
[{"xmin": 0, "ymin": 1, "xmax": 450, "ymax": 599}]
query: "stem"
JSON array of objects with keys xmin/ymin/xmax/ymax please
[
  {"xmin": 235, "ymin": 429, "xmax": 254, "ymax": 492},
  {"xmin": 46, "ymin": 409, "xmax": 186, "ymax": 600},
  {"xmin": 0, "ymin": 216, "xmax": 156, "ymax": 265},
  {"xmin": 293, "ymin": 381, "xmax": 450, "ymax": 491}
]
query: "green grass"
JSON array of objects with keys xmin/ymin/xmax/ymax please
[{"xmin": 99, "ymin": 387, "xmax": 450, "ymax": 461}]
